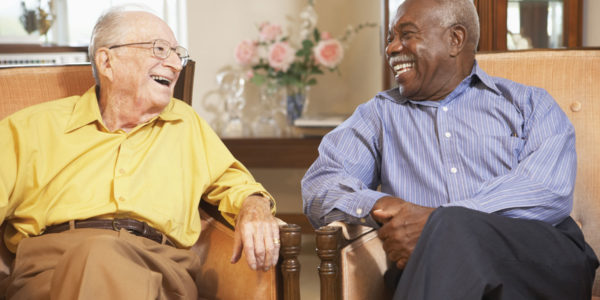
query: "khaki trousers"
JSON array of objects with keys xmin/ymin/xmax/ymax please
[{"xmin": 6, "ymin": 228, "xmax": 201, "ymax": 300}]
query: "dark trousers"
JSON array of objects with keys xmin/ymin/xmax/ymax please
[{"xmin": 385, "ymin": 207, "xmax": 599, "ymax": 300}]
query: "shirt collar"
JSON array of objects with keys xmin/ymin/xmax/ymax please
[
  {"xmin": 65, "ymin": 86, "xmax": 183, "ymax": 133},
  {"xmin": 379, "ymin": 60, "xmax": 502, "ymax": 106},
  {"xmin": 472, "ymin": 60, "xmax": 502, "ymax": 96}
]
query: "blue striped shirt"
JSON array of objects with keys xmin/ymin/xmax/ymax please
[{"xmin": 302, "ymin": 61, "xmax": 576, "ymax": 229}]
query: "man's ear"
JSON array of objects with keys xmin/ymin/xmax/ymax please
[
  {"xmin": 95, "ymin": 48, "xmax": 114, "ymax": 82},
  {"xmin": 448, "ymin": 24, "xmax": 467, "ymax": 57}
]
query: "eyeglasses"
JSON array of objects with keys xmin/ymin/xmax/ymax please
[{"xmin": 108, "ymin": 39, "xmax": 189, "ymax": 67}]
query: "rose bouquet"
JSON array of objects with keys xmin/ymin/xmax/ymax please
[{"xmin": 233, "ymin": 1, "xmax": 376, "ymax": 124}]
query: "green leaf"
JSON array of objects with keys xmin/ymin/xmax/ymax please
[
  {"xmin": 311, "ymin": 67, "xmax": 324, "ymax": 75},
  {"xmin": 307, "ymin": 78, "xmax": 317, "ymax": 86},
  {"xmin": 314, "ymin": 28, "xmax": 320, "ymax": 43},
  {"xmin": 251, "ymin": 74, "xmax": 266, "ymax": 85},
  {"xmin": 302, "ymin": 39, "xmax": 314, "ymax": 50},
  {"xmin": 296, "ymin": 49, "xmax": 307, "ymax": 57}
]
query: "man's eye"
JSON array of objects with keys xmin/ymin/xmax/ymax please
[{"xmin": 402, "ymin": 31, "xmax": 415, "ymax": 37}]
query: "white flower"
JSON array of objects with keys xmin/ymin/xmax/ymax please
[{"xmin": 299, "ymin": 5, "xmax": 318, "ymax": 40}]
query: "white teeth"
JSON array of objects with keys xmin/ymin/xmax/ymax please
[
  {"xmin": 151, "ymin": 75, "xmax": 171, "ymax": 85},
  {"xmin": 393, "ymin": 62, "xmax": 414, "ymax": 74}
]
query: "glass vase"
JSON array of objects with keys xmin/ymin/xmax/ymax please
[
  {"xmin": 286, "ymin": 85, "xmax": 310, "ymax": 126},
  {"xmin": 216, "ymin": 70, "xmax": 248, "ymax": 138},
  {"xmin": 252, "ymin": 83, "xmax": 285, "ymax": 137}
]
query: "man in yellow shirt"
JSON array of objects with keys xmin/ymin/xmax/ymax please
[{"xmin": 0, "ymin": 7, "xmax": 280, "ymax": 299}]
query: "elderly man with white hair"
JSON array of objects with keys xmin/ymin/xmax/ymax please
[{"xmin": 0, "ymin": 7, "xmax": 280, "ymax": 299}]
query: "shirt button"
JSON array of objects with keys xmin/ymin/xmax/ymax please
[
  {"xmin": 119, "ymin": 168, "xmax": 126, "ymax": 175},
  {"xmin": 360, "ymin": 218, "xmax": 366, "ymax": 223},
  {"xmin": 442, "ymin": 106, "xmax": 448, "ymax": 112},
  {"xmin": 118, "ymin": 196, "xmax": 126, "ymax": 202},
  {"xmin": 444, "ymin": 132, "xmax": 451, "ymax": 138},
  {"xmin": 356, "ymin": 208, "xmax": 363, "ymax": 215},
  {"xmin": 450, "ymin": 167, "xmax": 458, "ymax": 174}
]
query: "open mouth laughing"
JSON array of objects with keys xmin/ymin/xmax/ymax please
[
  {"xmin": 151, "ymin": 75, "xmax": 172, "ymax": 87},
  {"xmin": 393, "ymin": 62, "xmax": 414, "ymax": 76},
  {"xmin": 389, "ymin": 55, "xmax": 415, "ymax": 78}
]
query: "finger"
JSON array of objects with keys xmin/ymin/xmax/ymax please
[
  {"xmin": 372, "ymin": 209, "xmax": 393, "ymax": 224},
  {"xmin": 262, "ymin": 225, "xmax": 275, "ymax": 271},
  {"xmin": 377, "ymin": 219, "xmax": 395, "ymax": 240},
  {"xmin": 230, "ymin": 229, "xmax": 243, "ymax": 264},
  {"xmin": 242, "ymin": 225, "xmax": 258, "ymax": 270},
  {"xmin": 271, "ymin": 223, "xmax": 281, "ymax": 267},
  {"xmin": 247, "ymin": 223, "xmax": 265, "ymax": 270},
  {"xmin": 396, "ymin": 258, "xmax": 407, "ymax": 270}
]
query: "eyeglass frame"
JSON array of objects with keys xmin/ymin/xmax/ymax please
[{"xmin": 108, "ymin": 39, "xmax": 189, "ymax": 67}]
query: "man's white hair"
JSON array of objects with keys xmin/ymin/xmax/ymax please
[
  {"xmin": 435, "ymin": 0, "xmax": 480, "ymax": 51},
  {"xmin": 88, "ymin": 4, "xmax": 160, "ymax": 86}
]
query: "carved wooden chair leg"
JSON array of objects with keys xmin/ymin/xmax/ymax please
[
  {"xmin": 280, "ymin": 224, "xmax": 302, "ymax": 300},
  {"xmin": 316, "ymin": 226, "xmax": 342, "ymax": 300}
]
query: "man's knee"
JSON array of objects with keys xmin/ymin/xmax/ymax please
[{"xmin": 426, "ymin": 206, "xmax": 485, "ymax": 233}]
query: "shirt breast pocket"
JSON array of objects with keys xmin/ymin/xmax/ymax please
[{"xmin": 461, "ymin": 135, "xmax": 525, "ymax": 178}]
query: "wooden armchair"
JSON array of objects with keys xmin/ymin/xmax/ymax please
[
  {"xmin": 0, "ymin": 62, "xmax": 302, "ymax": 300},
  {"xmin": 315, "ymin": 49, "xmax": 600, "ymax": 300}
]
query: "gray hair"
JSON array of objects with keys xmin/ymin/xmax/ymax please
[
  {"xmin": 88, "ymin": 5, "xmax": 159, "ymax": 86},
  {"xmin": 435, "ymin": 0, "xmax": 480, "ymax": 52}
]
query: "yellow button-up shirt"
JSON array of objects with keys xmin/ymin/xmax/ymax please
[{"xmin": 0, "ymin": 87, "xmax": 272, "ymax": 252}]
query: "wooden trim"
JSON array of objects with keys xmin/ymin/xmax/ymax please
[
  {"xmin": 382, "ymin": 0, "xmax": 393, "ymax": 91},
  {"xmin": 173, "ymin": 60, "xmax": 195, "ymax": 105},
  {"xmin": 315, "ymin": 226, "xmax": 342, "ymax": 300},
  {"xmin": 222, "ymin": 137, "xmax": 322, "ymax": 169},
  {"xmin": 0, "ymin": 44, "xmax": 88, "ymax": 54},
  {"xmin": 279, "ymin": 224, "xmax": 302, "ymax": 300},
  {"xmin": 493, "ymin": 0, "xmax": 508, "ymax": 51},
  {"xmin": 476, "ymin": 0, "xmax": 507, "ymax": 51},
  {"xmin": 276, "ymin": 213, "xmax": 314, "ymax": 234},
  {"xmin": 564, "ymin": 0, "xmax": 583, "ymax": 48}
]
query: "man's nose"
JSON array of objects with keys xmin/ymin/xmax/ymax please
[
  {"xmin": 386, "ymin": 38, "xmax": 404, "ymax": 58},
  {"xmin": 163, "ymin": 51, "xmax": 183, "ymax": 72}
]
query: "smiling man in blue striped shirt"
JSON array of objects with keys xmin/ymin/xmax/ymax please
[{"xmin": 302, "ymin": 0, "xmax": 598, "ymax": 299}]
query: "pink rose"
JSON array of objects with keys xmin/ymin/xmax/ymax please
[
  {"xmin": 320, "ymin": 31, "xmax": 332, "ymax": 40},
  {"xmin": 313, "ymin": 39, "xmax": 344, "ymax": 68},
  {"xmin": 268, "ymin": 42, "xmax": 295, "ymax": 72},
  {"xmin": 234, "ymin": 40, "xmax": 258, "ymax": 66},
  {"xmin": 259, "ymin": 23, "xmax": 283, "ymax": 42}
]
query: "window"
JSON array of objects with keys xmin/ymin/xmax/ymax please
[{"xmin": 0, "ymin": 0, "xmax": 187, "ymax": 47}]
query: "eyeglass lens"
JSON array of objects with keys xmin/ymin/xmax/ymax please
[{"xmin": 153, "ymin": 40, "xmax": 188, "ymax": 66}]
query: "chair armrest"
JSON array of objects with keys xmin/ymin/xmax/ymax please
[
  {"xmin": 0, "ymin": 224, "xmax": 14, "ymax": 298},
  {"xmin": 194, "ymin": 201, "xmax": 301, "ymax": 300},
  {"xmin": 327, "ymin": 221, "xmax": 375, "ymax": 242},
  {"xmin": 316, "ymin": 223, "xmax": 391, "ymax": 300}
]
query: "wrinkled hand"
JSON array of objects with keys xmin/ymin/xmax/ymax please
[
  {"xmin": 231, "ymin": 195, "xmax": 280, "ymax": 271},
  {"xmin": 371, "ymin": 196, "xmax": 435, "ymax": 269}
]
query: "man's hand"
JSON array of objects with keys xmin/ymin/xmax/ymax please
[
  {"xmin": 230, "ymin": 195, "xmax": 280, "ymax": 271},
  {"xmin": 371, "ymin": 196, "xmax": 435, "ymax": 269}
]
